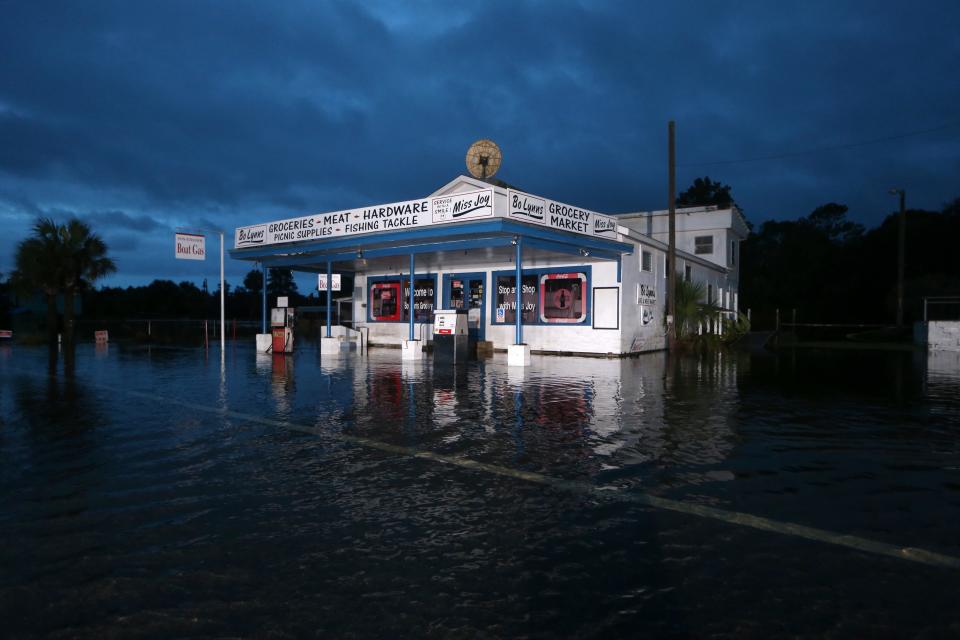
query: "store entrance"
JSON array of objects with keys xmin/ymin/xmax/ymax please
[{"xmin": 442, "ymin": 273, "xmax": 486, "ymax": 341}]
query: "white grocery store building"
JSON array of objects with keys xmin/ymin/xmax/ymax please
[{"xmin": 230, "ymin": 175, "xmax": 748, "ymax": 363}]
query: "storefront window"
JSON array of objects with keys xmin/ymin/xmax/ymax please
[
  {"xmin": 369, "ymin": 277, "xmax": 436, "ymax": 322},
  {"xmin": 402, "ymin": 278, "xmax": 436, "ymax": 322},
  {"xmin": 539, "ymin": 272, "xmax": 587, "ymax": 323},
  {"xmin": 370, "ymin": 281, "xmax": 401, "ymax": 321},
  {"xmin": 494, "ymin": 274, "xmax": 538, "ymax": 324}
]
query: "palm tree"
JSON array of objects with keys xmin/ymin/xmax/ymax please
[
  {"xmin": 12, "ymin": 218, "xmax": 65, "ymax": 344},
  {"xmin": 12, "ymin": 217, "xmax": 115, "ymax": 345},
  {"xmin": 60, "ymin": 219, "xmax": 116, "ymax": 345},
  {"xmin": 673, "ymin": 280, "xmax": 721, "ymax": 339}
]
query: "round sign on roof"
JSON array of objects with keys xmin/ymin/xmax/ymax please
[{"xmin": 465, "ymin": 139, "xmax": 502, "ymax": 180}]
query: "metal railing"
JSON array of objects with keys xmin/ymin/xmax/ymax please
[{"xmin": 923, "ymin": 296, "xmax": 960, "ymax": 321}]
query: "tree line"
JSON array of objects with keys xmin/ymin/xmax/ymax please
[
  {"xmin": 4, "ymin": 180, "xmax": 958, "ymax": 341},
  {"xmin": 82, "ymin": 267, "xmax": 314, "ymax": 321},
  {"xmin": 680, "ymin": 177, "xmax": 960, "ymax": 328}
]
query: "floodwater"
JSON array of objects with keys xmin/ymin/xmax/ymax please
[{"xmin": 1, "ymin": 342, "xmax": 959, "ymax": 639}]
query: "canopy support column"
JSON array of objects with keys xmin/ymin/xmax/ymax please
[
  {"xmin": 326, "ymin": 259, "xmax": 333, "ymax": 338},
  {"xmin": 261, "ymin": 262, "xmax": 267, "ymax": 334},
  {"xmin": 514, "ymin": 238, "xmax": 523, "ymax": 345},
  {"xmin": 401, "ymin": 252, "xmax": 423, "ymax": 361},
  {"xmin": 508, "ymin": 237, "xmax": 530, "ymax": 366},
  {"xmin": 408, "ymin": 252, "xmax": 415, "ymax": 341}
]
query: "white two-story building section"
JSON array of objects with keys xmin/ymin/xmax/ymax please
[{"xmin": 230, "ymin": 175, "xmax": 748, "ymax": 362}]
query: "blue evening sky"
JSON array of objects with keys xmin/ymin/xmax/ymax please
[{"xmin": 1, "ymin": 1, "xmax": 958, "ymax": 287}]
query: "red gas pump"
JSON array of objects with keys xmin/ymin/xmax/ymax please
[{"xmin": 270, "ymin": 303, "xmax": 295, "ymax": 354}]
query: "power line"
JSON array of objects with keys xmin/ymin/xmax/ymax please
[{"xmin": 678, "ymin": 120, "xmax": 960, "ymax": 168}]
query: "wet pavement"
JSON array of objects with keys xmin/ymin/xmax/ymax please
[{"xmin": 1, "ymin": 342, "xmax": 959, "ymax": 638}]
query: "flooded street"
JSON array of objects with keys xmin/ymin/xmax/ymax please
[{"xmin": 1, "ymin": 343, "xmax": 959, "ymax": 638}]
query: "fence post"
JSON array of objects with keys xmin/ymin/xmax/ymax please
[
  {"xmin": 204, "ymin": 320, "xmax": 209, "ymax": 349},
  {"xmin": 775, "ymin": 308, "xmax": 780, "ymax": 332},
  {"xmin": 791, "ymin": 308, "xmax": 797, "ymax": 326}
]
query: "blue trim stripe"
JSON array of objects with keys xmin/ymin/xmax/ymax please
[{"xmin": 230, "ymin": 218, "xmax": 633, "ymax": 265}]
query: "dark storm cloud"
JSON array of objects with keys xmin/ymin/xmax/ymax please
[
  {"xmin": 81, "ymin": 211, "xmax": 163, "ymax": 232},
  {"xmin": 1, "ymin": 0, "xmax": 958, "ymax": 284}
]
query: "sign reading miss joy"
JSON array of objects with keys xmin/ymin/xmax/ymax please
[{"xmin": 235, "ymin": 186, "xmax": 623, "ymax": 249}]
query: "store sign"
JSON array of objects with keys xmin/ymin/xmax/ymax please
[
  {"xmin": 175, "ymin": 233, "xmax": 206, "ymax": 260},
  {"xmin": 235, "ymin": 186, "xmax": 621, "ymax": 249},
  {"xmin": 431, "ymin": 188, "xmax": 493, "ymax": 223},
  {"xmin": 508, "ymin": 191, "xmax": 546, "ymax": 222},
  {"xmin": 637, "ymin": 283, "xmax": 657, "ymax": 306},
  {"xmin": 318, "ymin": 273, "xmax": 342, "ymax": 291},
  {"xmin": 640, "ymin": 306, "xmax": 655, "ymax": 326},
  {"xmin": 235, "ymin": 197, "xmax": 431, "ymax": 248},
  {"xmin": 593, "ymin": 215, "xmax": 619, "ymax": 237},
  {"xmin": 509, "ymin": 189, "xmax": 618, "ymax": 239},
  {"xmin": 235, "ymin": 225, "xmax": 267, "ymax": 247}
]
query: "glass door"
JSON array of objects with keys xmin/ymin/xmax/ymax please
[{"xmin": 443, "ymin": 272, "xmax": 486, "ymax": 341}]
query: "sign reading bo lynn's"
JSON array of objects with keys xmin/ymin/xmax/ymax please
[{"xmin": 175, "ymin": 233, "xmax": 206, "ymax": 260}]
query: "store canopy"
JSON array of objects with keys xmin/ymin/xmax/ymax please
[{"xmin": 229, "ymin": 176, "xmax": 634, "ymax": 274}]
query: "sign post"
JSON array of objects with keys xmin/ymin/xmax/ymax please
[{"xmin": 175, "ymin": 229, "xmax": 225, "ymax": 352}]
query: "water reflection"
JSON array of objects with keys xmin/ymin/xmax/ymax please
[
  {"xmin": 923, "ymin": 350, "xmax": 960, "ymax": 412},
  {"xmin": 2, "ymin": 344, "xmax": 959, "ymax": 638},
  {"xmin": 327, "ymin": 351, "xmax": 745, "ymax": 489},
  {"xmin": 270, "ymin": 353, "xmax": 295, "ymax": 414}
]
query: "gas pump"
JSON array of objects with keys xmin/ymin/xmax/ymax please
[
  {"xmin": 270, "ymin": 302, "xmax": 295, "ymax": 354},
  {"xmin": 432, "ymin": 309, "xmax": 468, "ymax": 364}
]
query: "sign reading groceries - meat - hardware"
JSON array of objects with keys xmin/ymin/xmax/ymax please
[{"xmin": 234, "ymin": 186, "xmax": 620, "ymax": 249}]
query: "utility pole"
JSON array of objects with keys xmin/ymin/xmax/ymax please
[
  {"xmin": 668, "ymin": 121, "xmax": 677, "ymax": 342},
  {"xmin": 889, "ymin": 188, "xmax": 906, "ymax": 326}
]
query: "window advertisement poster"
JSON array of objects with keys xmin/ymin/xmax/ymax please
[
  {"xmin": 402, "ymin": 278, "xmax": 436, "ymax": 322},
  {"xmin": 637, "ymin": 282, "xmax": 657, "ymax": 326},
  {"xmin": 318, "ymin": 273, "xmax": 342, "ymax": 291},
  {"xmin": 370, "ymin": 282, "xmax": 401, "ymax": 321},
  {"xmin": 539, "ymin": 272, "xmax": 587, "ymax": 323},
  {"xmin": 495, "ymin": 275, "xmax": 538, "ymax": 324}
]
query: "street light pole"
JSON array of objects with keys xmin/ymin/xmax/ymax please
[
  {"xmin": 668, "ymin": 121, "xmax": 677, "ymax": 343},
  {"xmin": 220, "ymin": 231, "xmax": 225, "ymax": 351},
  {"xmin": 889, "ymin": 189, "xmax": 906, "ymax": 326}
]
